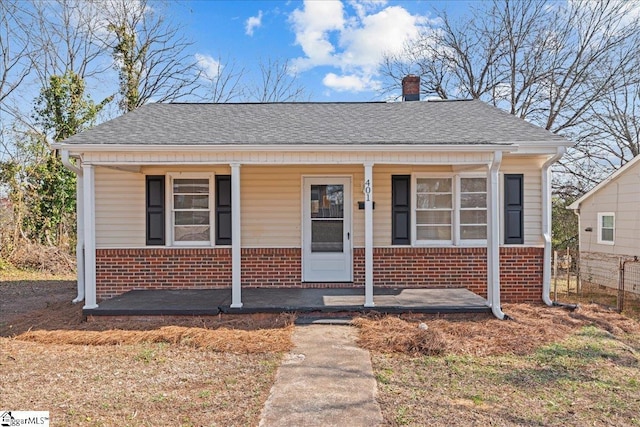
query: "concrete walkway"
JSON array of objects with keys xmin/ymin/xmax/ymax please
[{"xmin": 259, "ymin": 324, "xmax": 383, "ymax": 427}]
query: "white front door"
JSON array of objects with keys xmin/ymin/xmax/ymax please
[{"xmin": 303, "ymin": 177, "xmax": 352, "ymax": 282}]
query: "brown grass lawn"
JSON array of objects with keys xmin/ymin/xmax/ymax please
[
  {"xmin": 354, "ymin": 304, "xmax": 640, "ymax": 426},
  {"xmin": 0, "ymin": 269, "xmax": 292, "ymax": 426},
  {"xmin": 2, "ymin": 268, "xmax": 640, "ymax": 426}
]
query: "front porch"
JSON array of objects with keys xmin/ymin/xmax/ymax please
[{"xmin": 83, "ymin": 287, "xmax": 491, "ymax": 317}]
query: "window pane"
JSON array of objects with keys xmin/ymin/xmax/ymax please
[
  {"xmin": 174, "ymin": 225, "xmax": 210, "ymax": 241},
  {"xmin": 460, "ymin": 193, "xmax": 487, "ymax": 208},
  {"xmin": 417, "ymin": 210, "xmax": 452, "ymax": 225},
  {"xmin": 174, "ymin": 194, "xmax": 209, "ymax": 209},
  {"xmin": 311, "ymin": 220, "xmax": 343, "ymax": 252},
  {"xmin": 416, "ymin": 194, "xmax": 452, "ymax": 209},
  {"xmin": 175, "ymin": 211, "xmax": 210, "ymax": 225},
  {"xmin": 461, "ymin": 178, "xmax": 486, "ymax": 192},
  {"xmin": 417, "ymin": 226, "xmax": 451, "ymax": 240},
  {"xmin": 461, "ymin": 225, "xmax": 487, "ymax": 239},
  {"xmin": 416, "ymin": 178, "xmax": 451, "ymax": 193},
  {"xmin": 601, "ymin": 228, "xmax": 614, "ymax": 242},
  {"xmin": 460, "ymin": 210, "xmax": 487, "ymax": 225},
  {"xmin": 173, "ymin": 179, "xmax": 209, "ymax": 194},
  {"xmin": 602, "ymin": 215, "xmax": 614, "ymax": 228},
  {"xmin": 311, "ymin": 185, "xmax": 344, "ymax": 219}
]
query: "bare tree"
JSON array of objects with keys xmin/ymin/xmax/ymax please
[
  {"xmin": 93, "ymin": 0, "xmax": 202, "ymax": 112},
  {"xmin": 198, "ymin": 55, "xmax": 247, "ymax": 103},
  {"xmin": 0, "ymin": 1, "xmax": 32, "ymax": 107},
  {"xmin": 249, "ymin": 58, "xmax": 309, "ymax": 102},
  {"xmin": 380, "ymin": 0, "xmax": 640, "ymax": 189},
  {"xmin": 28, "ymin": 0, "xmax": 108, "ymax": 86}
]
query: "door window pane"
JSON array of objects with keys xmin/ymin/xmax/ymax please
[
  {"xmin": 311, "ymin": 185, "xmax": 344, "ymax": 218},
  {"xmin": 311, "ymin": 220, "xmax": 343, "ymax": 252}
]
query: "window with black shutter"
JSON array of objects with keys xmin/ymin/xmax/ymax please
[
  {"xmin": 146, "ymin": 175, "xmax": 165, "ymax": 245},
  {"xmin": 504, "ymin": 174, "xmax": 524, "ymax": 244},
  {"xmin": 215, "ymin": 175, "xmax": 232, "ymax": 245},
  {"xmin": 392, "ymin": 175, "xmax": 411, "ymax": 245}
]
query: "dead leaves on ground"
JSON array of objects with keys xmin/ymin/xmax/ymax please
[{"xmin": 354, "ymin": 303, "xmax": 640, "ymax": 357}]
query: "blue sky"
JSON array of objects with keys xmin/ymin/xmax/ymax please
[{"xmin": 172, "ymin": 0, "xmax": 469, "ymax": 102}]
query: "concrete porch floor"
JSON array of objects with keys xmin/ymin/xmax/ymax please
[{"xmin": 83, "ymin": 287, "xmax": 491, "ymax": 316}]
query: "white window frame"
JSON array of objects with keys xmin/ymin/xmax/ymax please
[
  {"xmin": 412, "ymin": 173, "xmax": 488, "ymax": 247},
  {"xmin": 597, "ymin": 212, "xmax": 615, "ymax": 245},
  {"xmin": 167, "ymin": 172, "xmax": 215, "ymax": 247}
]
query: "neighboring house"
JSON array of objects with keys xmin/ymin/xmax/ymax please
[
  {"xmin": 568, "ymin": 155, "xmax": 640, "ymax": 293},
  {"xmin": 53, "ymin": 76, "xmax": 572, "ymax": 319}
]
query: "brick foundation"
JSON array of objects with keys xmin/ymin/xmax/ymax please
[{"xmin": 96, "ymin": 246, "xmax": 543, "ymax": 302}]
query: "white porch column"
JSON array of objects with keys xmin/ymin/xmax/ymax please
[
  {"xmin": 82, "ymin": 164, "xmax": 98, "ymax": 309},
  {"xmin": 230, "ymin": 163, "xmax": 243, "ymax": 308},
  {"xmin": 488, "ymin": 152, "xmax": 505, "ymax": 319},
  {"xmin": 364, "ymin": 162, "xmax": 375, "ymax": 307},
  {"xmin": 73, "ymin": 174, "xmax": 85, "ymax": 303}
]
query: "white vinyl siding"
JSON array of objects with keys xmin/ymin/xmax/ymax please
[
  {"xmin": 95, "ymin": 167, "xmax": 145, "ymax": 247},
  {"xmin": 92, "ymin": 156, "xmax": 549, "ymax": 249}
]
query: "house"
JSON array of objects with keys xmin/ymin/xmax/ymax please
[
  {"xmin": 568, "ymin": 155, "xmax": 640, "ymax": 293},
  {"xmin": 53, "ymin": 76, "xmax": 572, "ymax": 319}
]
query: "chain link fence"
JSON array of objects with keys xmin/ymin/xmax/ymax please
[{"xmin": 554, "ymin": 250, "xmax": 640, "ymax": 315}]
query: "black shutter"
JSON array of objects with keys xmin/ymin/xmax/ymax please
[
  {"xmin": 504, "ymin": 174, "xmax": 524, "ymax": 244},
  {"xmin": 392, "ymin": 175, "xmax": 411, "ymax": 245},
  {"xmin": 146, "ymin": 175, "xmax": 165, "ymax": 245},
  {"xmin": 216, "ymin": 175, "xmax": 232, "ymax": 245}
]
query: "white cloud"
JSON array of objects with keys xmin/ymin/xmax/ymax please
[
  {"xmin": 289, "ymin": 0, "xmax": 435, "ymax": 93},
  {"xmin": 245, "ymin": 10, "xmax": 263, "ymax": 36},
  {"xmin": 323, "ymin": 72, "xmax": 381, "ymax": 92},
  {"xmin": 195, "ymin": 53, "xmax": 221, "ymax": 81},
  {"xmin": 290, "ymin": 0, "xmax": 345, "ymax": 67}
]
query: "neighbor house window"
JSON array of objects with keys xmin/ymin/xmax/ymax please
[
  {"xmin": 169, "ymin": 173, "xmax": 213, "ymax": 245},
  {"xmin": 597, "ymin": 212, "xmax": 615, "ymax": 245},
  {"xmin": 413, "ymin": 175, "xmax": 487, "ymax": 245}
]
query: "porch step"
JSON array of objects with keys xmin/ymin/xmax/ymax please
[{"xmin": 294, "ymin": 316, "xmax": 353, "ymax": 325}]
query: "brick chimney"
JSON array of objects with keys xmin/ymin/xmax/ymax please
[{"xmin": 402, "ymin": 75, "xmax": 420, "ymax": 101}]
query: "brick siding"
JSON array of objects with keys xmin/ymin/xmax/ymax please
[{"xmin": 95, "ymin": 247, "xmax": 543, "ymax": 302}]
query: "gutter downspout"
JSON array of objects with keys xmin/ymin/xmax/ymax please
[
  {"xmin": 488, "ymin": 151, "xmax": 506, "ymax": 319},
  {"xmin": 542, "ymin": 146, "xmax": 566, "ymax": 306},
  {"xmin": 61, "ymin": 150, "xmax": 85, "ymax": 304}
]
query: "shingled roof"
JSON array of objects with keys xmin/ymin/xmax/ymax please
[{"xmin": 60, "ymin": 99, "xmax": 569, "ymax": 146}]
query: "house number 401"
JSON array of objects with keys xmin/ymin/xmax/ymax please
[{"xmin": 364, "ymin": 179, "xmax": 372, "ymax": 201}]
